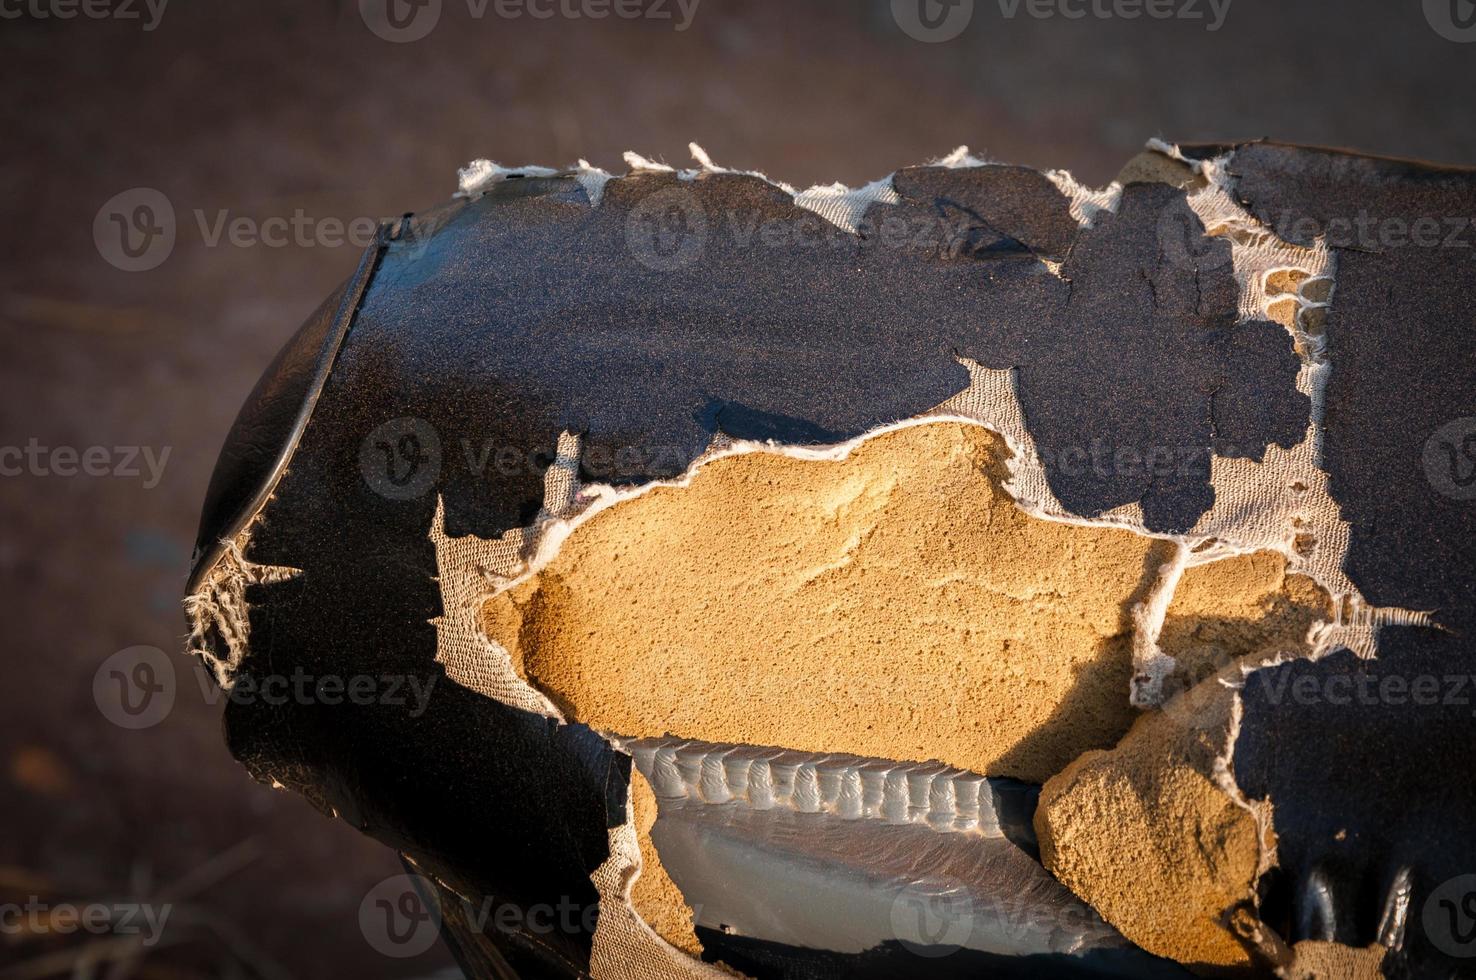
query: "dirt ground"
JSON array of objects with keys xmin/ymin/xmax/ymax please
[{"xmin": 0, "ymin": 1, "xmax": 1471, "ymax": 976}]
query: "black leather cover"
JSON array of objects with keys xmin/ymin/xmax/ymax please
[{"xmin": 188, "ymin": 145, "xmax": 1476, "ymax": 979}]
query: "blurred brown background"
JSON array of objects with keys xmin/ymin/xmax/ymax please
[{"xmin": 0, "ymin": 0, "xmax": 1471, "ymax": 975}]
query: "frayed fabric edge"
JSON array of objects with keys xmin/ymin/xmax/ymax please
[
  {"xmin": 454, "ymin": 140, "xmax": 1124, "ymax": 235},
  {"xmin": 182, "ymin": 531, "xmax": 301, "ymax": 690}
]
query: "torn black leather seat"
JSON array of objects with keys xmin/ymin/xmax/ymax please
[{"xmin": 186, "ymin": 141, "xmax": 1476, "ymax": 980}]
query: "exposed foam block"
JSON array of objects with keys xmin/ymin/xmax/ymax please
[
  {"xmin": 1158, "ymin": 551, "xmax": 1330, "ymax": 695},
  {"xmin": 630, "ymin": 768, "xmax": 702, "ymax": 955},
  {"xmin": 1034, "ymin": 668, "xmax": 1261, "ymax": 975},
  {"xmin": 484, "ymin": 422, "xmax": 1168, "ymax": 783}
]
